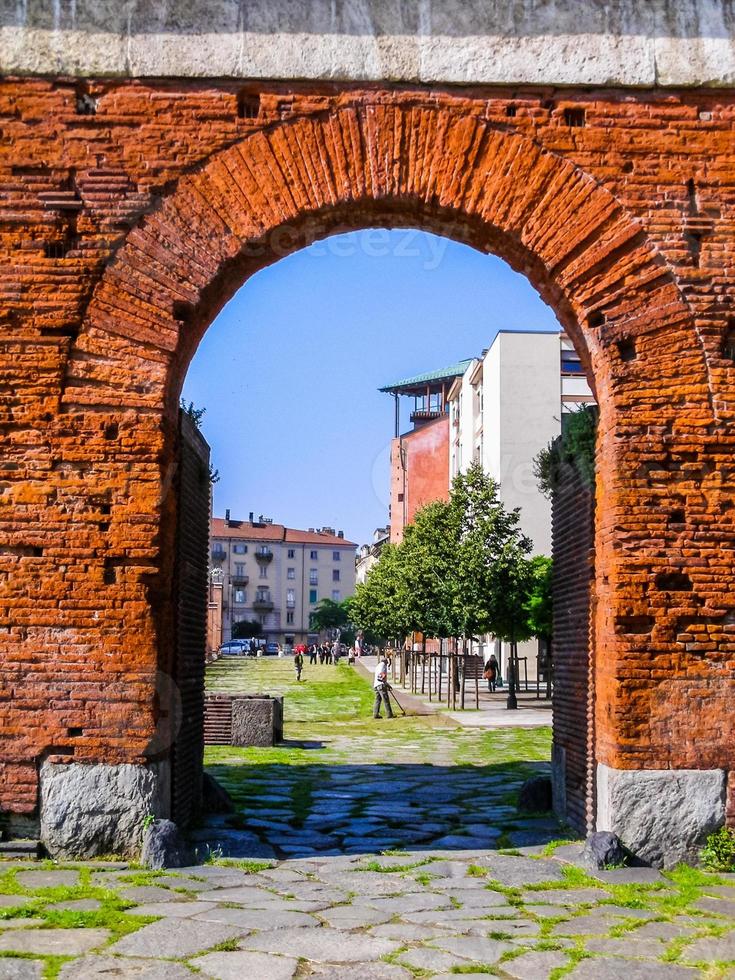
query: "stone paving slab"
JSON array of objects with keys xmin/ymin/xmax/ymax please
[
  {"xmin": 681, "ymin": 933, "xmax": 735, "ymax": 961},
  {"xmin": 118, "ymin": 886, "xmax": 190, "ymax": 904},
  {"xmin": 15, "ymin": 870, "xmax": 79, "ymax": 889},
  {"xmin": 126, "ymin": 900, "xmax": 220, "ymax": 918},
  {"xmin": 0, "ymin": 918, "xmax": 41, "ymax": 930},
  {"xmin": 694, "ymin": 895, "xmax": 735, "ymax": 917},
  {"xmin": 0, "ymin": 895, "xmax": 33, "ymax": 908},
  {"xmin": 397, "ymin": 946, "xmax": 472, "ymax": 972},
  {"xmin": 431, "ymin": 935, "xmax": 515, "ymax": 962},
  {"xmin": 194, "ymin": 950, "xmax": 298, "ymax": 979},
  {"xmin": 195, "ymin": 906, "xmax": 318, "ymax": 930},
  {"xmin": 567, "ymin": 958, "xmax": 700, "ymax": 978},
  {"xmin": 501, "ymin": 950, "xmax": 572, "ymax": 979},
  {"xmin": 240, "ymin": 926, "xmax": 400, "ymax": 962},
  {"xmin": 309, "ymin": 964, "xmax": 413, "ymax": 980},
  {"xmin": 48, "ymin": 899, "xmax": 102, "ymax": 912},
  {"xmin": 0, "ymin": 961, "xmax": 43, "ymax": 980},
  {"xmin": 316, "ymin": 905, "xmax": 393, "ymax": 928},
  {"xmin": 109, "ymin": 918, "xmax": 245, "ymax": 958},
  {"xmin": 585, "ymin": 936, "xmax": 669, "ymax": 957},
  {"xmin": 0, "ymin": 928, "xmax": 110, "ymax": 955},
  {"xmin": 58, "ymin": 956, "xmax": 197, "ymax": 978}
]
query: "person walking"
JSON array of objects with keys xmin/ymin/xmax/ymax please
[
  {"xmin": 294, "ymin": 648, "xmax": 304, "ymax": 682},
  {"xmin": 309, "ymin": 643, "xmax": 318, "ymax": 665},
  {"xmin": 484, "ymin": 653, "xmax": 499, "ymax": 693},
  {"xmin": 373, "ymin": 655, "xmax": 394, "ymax": 719}
]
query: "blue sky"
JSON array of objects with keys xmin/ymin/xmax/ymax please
[{"xmin": 182, "ymin": 229, "xmax": 560, "ymax": 545}]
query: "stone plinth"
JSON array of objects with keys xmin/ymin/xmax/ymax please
[{"xmin": 231, "ymin": 697, "xmax": 283, "ymax": 747}]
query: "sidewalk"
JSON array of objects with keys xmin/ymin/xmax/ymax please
[{"xmin": 357, "ymin": 656, "xmax": 552, "ymax": 729}]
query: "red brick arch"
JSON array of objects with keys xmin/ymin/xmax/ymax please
[{"xmin": 4, "ymin": 90, "xmax": 734, "ymax": 851}]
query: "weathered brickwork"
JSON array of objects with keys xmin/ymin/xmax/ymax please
[
  {"xmin": 552, "ymin": 458, "xmax": 596, "ymax": 836},
  {"xmin": 1, "ymin": 79, "xmax": 734, "ymax": 822}
]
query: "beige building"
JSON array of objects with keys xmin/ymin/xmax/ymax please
[{"xmin": 209, "ymin": 513, "xmax": 357, "ymax": 647}]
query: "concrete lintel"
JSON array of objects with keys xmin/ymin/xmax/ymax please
[
  {"xmin": 596, "ymin": 762, "xmax": 726, "ymax": 869},
  {"xmin": 1, "ymin": 1, "xmax": 735, "ymax": 87}
]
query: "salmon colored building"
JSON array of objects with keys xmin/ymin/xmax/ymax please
[{"xmin": 381, "ymin": 362, "xmax": 471, "ymax": 543}]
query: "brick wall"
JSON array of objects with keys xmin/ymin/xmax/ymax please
[
  {"xmin": 551, "ymin": 457, "xmax": 596, "ymax": 835},
  {"xmin": 1, "ymin": 80, "xmax": 734, "ymax": 819},
  {"xmin": 170, "ymin": 411, "xmax": 210, "ymax": 827}
]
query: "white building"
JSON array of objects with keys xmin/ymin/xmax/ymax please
[
  {"xmin": 210, "ymin": 513, "xmax": 357, "ymax": 647},
  {"xmin": 447, "ymin": 329, "xmax": 595, "ymax": 676},
  {"xmin": 356, "ymin": 526, "xmax": 390, "ymax": 585}
]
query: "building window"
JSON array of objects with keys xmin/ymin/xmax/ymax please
[
  {"xmin": 332, "ymin": 569, "xmax": 340, "ymax": 582},
  {"xmin": 309, "ymin": 569, "xmax": 318, "ymax": 585},
  {"xmin": 233, "ymin": 589, "xmax": 246, "ymax": 604},
  {"xmin": 259, "ymin": 565, "xmax": 268, "ymax": 578},
  {"xmin": 309, "ymin": 589, "xmax": 317, "ymax": 604},
  {"xmin": 286, "ymin": 611, "xmax": 294, "ymax": 624},
  {"xmin": 233, "ymin": 543, "xmax": 247, "ymax": 554},
  {"xmin": 287, "ymin": 567, "xmax": 295, "ymax": 580},
  {"xmin": 287, "ymin": 548, "xmax": 295, "ymax": 558},
  {"xmin": 332, "ymin": 589, "xmax": 340, "ymax": 601},
  {"xmin": 286, "ymin": 589, "xmax": 295, "ymax": 608},
  {"xmin": 561, "ymin": 350, "xmax": 585, "ymax": 374},
  {"xmin": 310, "ymin": 550, "xmax": 318, "ymax": 560},
  {"xmin": 332, "ymin": 551, "xmax": 340, "ymax": 561},
  {"xmin": 234, "ymin": 563, "xmax": 246, "ymax": 576}
]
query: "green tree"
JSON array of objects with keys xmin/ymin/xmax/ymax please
[
  {"xmin": 180, "ymin": 398, "xmax": 206, "ymax": 429},
  {"xmin": 232, "ymin": 618, "xmax": 262, "ymax": 640},
  {"xmin": 309, "ymin": 597, "xmax": 350, "ymax": 632},
  {"xmin": 350, "ymin": 543, "xmax": 411, "ymax": 643},
  {"xmin": 400, "ymin": 499, "xmax": 463, "ymax": 640},
  {"xmin": 525, "ymin": 555, "xmax": 553, "ymax": 641}
]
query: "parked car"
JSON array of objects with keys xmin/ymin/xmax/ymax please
[
  {"xmin": 264, "ymin": 641, "xmax": 280, "ymax": 656},
  {"xmin": 218, "ymin": 640, "xmax": 249, "ymax": 657}
]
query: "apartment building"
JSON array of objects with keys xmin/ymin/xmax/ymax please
[
  {"xmin": 447, "ymin": 329, "xmax": 595, "ymax": 673},
  {"xmin": 209, "ymin": 513, "xmax": 357, "ymax": 648}
]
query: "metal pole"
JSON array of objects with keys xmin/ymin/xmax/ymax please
[{"xmin": 506, "ymin": 638, "xmax": 518, "ymax": 710}]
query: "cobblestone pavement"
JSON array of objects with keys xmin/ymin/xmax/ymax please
[
  {"xmin": 0, "ymin": 851, "xmax": 733, "ymax": 977},
  {"xmin": 1, "ymin": 660, "xmax": 732, "ymax": 976}
]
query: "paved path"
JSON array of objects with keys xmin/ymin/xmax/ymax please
[
  {"xmin": 0, "ymin": 850, "xmax": 733, "ymax": 977},
  {"xmin": 359, "ymin": 655, "xmax": 554, "ymax": 729},
  {"xmin": 1, "ymin": 660, "xmax": 730, "ymax": 976}
]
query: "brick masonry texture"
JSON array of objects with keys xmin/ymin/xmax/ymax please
[
  {"xmin": 1, "ymin": 80, "xmax": 734, "ymax": 819},
  {"xmin": 552, "ymin": 458, "xmax": 596, "ymax": 836}
]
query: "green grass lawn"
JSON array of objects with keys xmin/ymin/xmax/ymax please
[{"xmin": 204, "ymin": 656, "xmax": 552, "ymax": 804}]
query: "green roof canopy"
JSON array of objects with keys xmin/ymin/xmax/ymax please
[{"xmin": 379, "ymin": 359, "xmax": 473, "ymax": 395}]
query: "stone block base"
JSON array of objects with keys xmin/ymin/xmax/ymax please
[
  {"xmin": 231, "ymin": 696, "xmax": 283, "ymax": 747},
  {"xmin": 40, "ymin": 761, "xmax": 166, "ymax": 859},
  {"xmin": 596, "ymin": 763, "xmax": 726, "ymax": 869}
]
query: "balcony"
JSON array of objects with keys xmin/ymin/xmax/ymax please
[
  {"xmin": 410, "ymin": 408, "xmax": 446, "ymax": 426},
  {"xmin": 255, "ymin": 548, "xmax": 273, "ymax": 563},
  {"xmin": 211, "ymin": 548, "xmax": 227, "ymax": 562},
  {"xmin": 253, "ymin": 594, "xmax": 274, "ymax": 611},
  {"xmin": 231, "ymin": 574, "xmax": 249, "ymax": 586}
]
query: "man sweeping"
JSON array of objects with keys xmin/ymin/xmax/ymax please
[{"xmin": 373, "ymin": 654, "xmax": 394, "ymax": 720}]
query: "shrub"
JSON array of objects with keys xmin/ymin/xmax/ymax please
[{"xmin": 701, "ymin": 826, "xmax": 735, "ymax": 872}]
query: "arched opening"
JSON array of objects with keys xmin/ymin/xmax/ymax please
[{"xmin": 177, "ymin": 228, "xmax": 578, "ymax": 857}]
